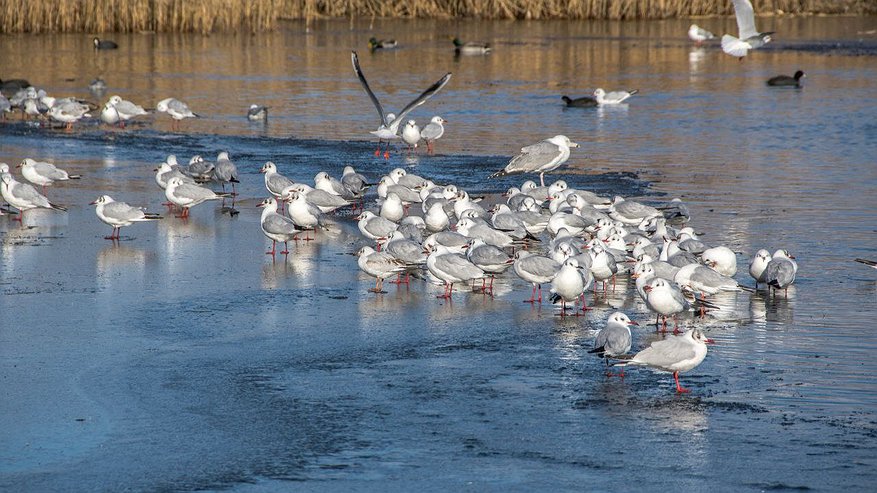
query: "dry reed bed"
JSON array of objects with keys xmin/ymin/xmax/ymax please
[{"xmin": 0, "ymin": 0, "xmax": 871, "ymax": 33}]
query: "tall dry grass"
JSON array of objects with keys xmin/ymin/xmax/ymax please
[
  {"xmin": 0, "ymin": 0, "xmax": 872, "ymax": 33},
  {"xmin": 0, "ymin": 0, "xmax": 278, "ymax": 34}
]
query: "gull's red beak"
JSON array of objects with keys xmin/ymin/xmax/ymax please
[
  {"xmin": 705, "ymin": 338, "xmax": 716, "ymax": 344},
  {"xmin": 629, "ymin": 320, "xmax": 639, "ymax": 326}
]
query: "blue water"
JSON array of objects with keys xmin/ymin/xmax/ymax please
[{"xmin": 1, "ymin": 17, "xmax": 877, "ymax": 492}]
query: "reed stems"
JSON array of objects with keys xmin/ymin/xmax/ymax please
[{"xmin": 0, "ymin": 0, "xmax": 871, "ymax": 33}]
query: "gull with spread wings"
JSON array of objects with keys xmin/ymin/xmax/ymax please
[{"xmin": 351, "ymin": 51, "xmax": 452, "ymax": 159}]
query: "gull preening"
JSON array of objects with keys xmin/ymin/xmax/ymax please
[
  {"xmin": 107, "ymin": 95, "xmax": 148, "ymax": 127},
  {"xmin": 91, "ymin": 195, "xmax": 161, "ymax": 240},
  {"xmin": 351, "ymin": 51, "xmax": 452, "ymax": 159},
  {"xmin": 490, "ymin": 135, "xmax": 579, "ymax": 187},
  {"xmin": 722, "ymin": 0, "xmax": 774, "ymax": 59}
]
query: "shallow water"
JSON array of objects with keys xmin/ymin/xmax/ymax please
[{"xmin": 1, "ymin": 17, "xmax": 877, "ymax": 492}]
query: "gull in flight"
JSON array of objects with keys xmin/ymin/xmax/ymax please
[
  {"xmin": 351, "ymin": 51, "xmax": 452, "ymax": 159},
  {"xmin": 722, "ymin": 0, "xmax": 774, "ymax": 59}
]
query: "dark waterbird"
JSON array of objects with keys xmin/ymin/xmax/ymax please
[
  {"xmin": 1, "ymin": 78, "xmax": 31, "ymax": 96},
  {"xmin": 767, "ymin": 70, "xmax": 806, "ymax": 87},
  {"xmin": 561, "ymin": 95, "xmax": 598, "ymax": 108},
  {"xmin": 368, "ymin": 37, "xmax": 397, "ymax": 51},
  {"xmin": 93, "ymin": 37, "xmax": 118, "ymax": 50},
  {"xmin": 451, "ymin": 37, "xmax": 491, "ymax": 55}
]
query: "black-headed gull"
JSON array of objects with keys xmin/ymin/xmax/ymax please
[
  {"xmin": 749, "ymin": 249, "xmax": 772, "ymax": 289},
  {"xmin": 549, "ymin": 258, "xmax": 593, "ymax": 314},
  {"xmin": 1, "ymin": 172, "xmax": 67, "ymax": 222},
  {"xmin": 489, "ymin": 135, "xmax": 579, "ymax": 187},
  {"xmin": 351, "ymin": 51, "xmax": 452, "ymax": 159},
  {"xmin": 513, "ymin": 251, "xmax": 560, "ymax": 303},
  {"xmin": 156, "ymin": 98, "xmax": 198, "ymax": 131},
  {"xmin": 615, "ymin": 329, "xmax": 713, "ymax": 394},
  {"xmin": 164, "ymin": 177, "xmax": 228, "ymax": 219},
  {"xmin": 765, "ymin": 249, "xmax": 797, "ymax": 296},
  {"xmin": 259, "ymin": 162, "xmax": 295, "ymax": 200},
  {"xmin": 91, "ymin": 195, "xmax": 161, "ymax": 240},
  {"xmin": 425, "ymin": 243, "xmax": 484, "ymax": 299},
  {"xmin": 589, "ymin": 312, "xmax": 637, "ymax": 376},
  {"xmin": 419, "ymin": 116, "xmax": 447, "ymax": 154},
  {"xmin": 721, "ymin": 0, "xmax": 774, "ymax": 59},
  {"xmin": 18, "ymin": 158, "xmax": 80, "ymax": 194},
  {"xmin": 212, "ymin": 152, "xmax": 239, "ymax": 195},
  {"xmin": 356, "ymin": 246, "xmax": 406, "ymax": 293},
  {"xmin": 258, "ymin": 197, "xmax": 302, "ymax": 256}
]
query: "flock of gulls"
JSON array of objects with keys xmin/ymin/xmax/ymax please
[{"xmin": 1, "ymin": 0, "xmax": 824, "ymax": 394}]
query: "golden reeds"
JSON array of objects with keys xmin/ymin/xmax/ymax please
[{"xmin": 0, "ymin": 0, "xmax": 872, "ymax": 33}]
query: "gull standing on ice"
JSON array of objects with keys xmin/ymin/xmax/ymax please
[
  {"xmin": 18, "ymin": 158, "xmax": 80, "ymax": 194},
  {"xmin": 614, "ymin": 329, "xmax": 714, "ymax": 394},
  {"xmin": 258, "ymin": 197, "xmax": 302, "ymax": 256},
  {"xmin": 351, "ymin": 51, "xmax": 452, "ymax": 159},
  {"xmin": 212, "ymin": 151, "xmax": 240, "ymax": 195},
  {"xmin": 260, "ymin": 162, "xmax": 295, "ymax": 200},
  {"xmin": 107, "ymin": 95, "xmax": 148, "ymax": 126},
  {"xmin": 721, "ymin": 0, "xmax": 774, "ymax": 59},
  {"xmin": 401, "ymin": 120, "xmax": 421, "ymax": 153},
  {"xmin": 490, "ymin": 135, "xmax": 579, "ymax": 187},
  {"xmin": 765, "ymin": 249, "xmax": 797, "ymax": 296},
  {"xmin": 420, "ymin": 116, "xmax": 447, "ymax": 154},
  {"xmin": 164, "ymin": 177, "xmax": 228, "ymax": 218},
  {"xmin": 91, "ymin": 195, "xmax": 161, "ymax": 240},
  {"xmin": 1, "ymin": 172, "xmax": 67, "ymax": 222},
  {"xmin": 356, "ymin": 246, "xmax": 406, "ymax": 293},
  {"xmin": 156, "ymin": 97, "xmax": 198, "ymax": 131},
  {"xmin": 425, "ymin": 244, "xmax": 485, "ymax": 299},
  {"xmin": 589, "ymin": 312, "xmax": 637, "ymax": 376}
]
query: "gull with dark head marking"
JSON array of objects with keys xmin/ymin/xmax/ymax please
[
  {"xmin": 156, "ymin": 97, "xmax": 198, "ymax": 131},
  {"xmin": 589, "ymin": 312, "xmax": 637, "ymax": 376},
  {"xmin": 490, "ymin": 135, "xmax": 579, "ymax": 187},
  {"xmin": 765, "ymin": 249, "xmax": 797, "ymax": 296},
  {"xmin": 18, "ymin": 158, "xmax": 80, "ymax": 194},
  {"xmin": 420, "ymin": 116, "xmax": 447, "ymax": 154},
  {"xmin": 356, "ymin": 246, "xmax": 406, "ymax": 293},
  {"xmin": 614, "ymin": 329, "xmax": 713, "ymax": 394},
  {"xmin": 107, "ymin": 95, "xmax": 148, "ymax": 127},
  {"xmin": 351, "ymin": 51, "xmax": 452, "ymax": 159},
  {"xmin": 260, "ymin": 162, "xmax": 295, "ymax": 200},
  {"xmin": 722, "ymin": 0, "xmax": 774, "ymax": 59},
  {"xmin": 1, "ymin": 172, "xmax": 67, "ymax": 222},
  {"xmin": 91, "ymin": 195, "xmax": 161, "ymax": 240},
  {"xmin": 164, "ymin": 177, "xmax": 229, "ymax": 219},
  {"xmin": 258, "ymin": 197, "xmax": 302, "ymax": 256}
]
